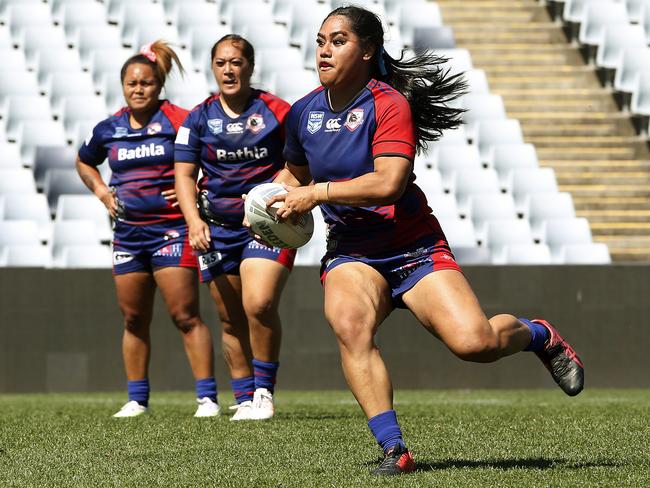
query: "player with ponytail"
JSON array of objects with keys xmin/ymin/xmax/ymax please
[
  {"xmin": 268, "ymin": 7, "xmax": 585, "ymax": 475},
  {"xmin": 76, "ymin": 40, "xmax": 219, "ymax": 418}
]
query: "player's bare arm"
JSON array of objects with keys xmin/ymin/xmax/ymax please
[
  {"xmin": 175, "ymin": 161, "xmax": 211, "ymax": 252},
  {"xmin": 75, "ymin": 156, "xmax": 118, "ymax": 218}
]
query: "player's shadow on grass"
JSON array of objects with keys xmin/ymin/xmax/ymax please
[{"xmin": 411, "ymin": 458, "xmax": 622, "ymax": 471}]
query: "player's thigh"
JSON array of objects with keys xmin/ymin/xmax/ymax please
[
  {"xmin": 323, "ymin": 262, "xmax": 393, "ymax": 345},
  {"xmin": 208, "ymin": 273, "xmax": 247, "ymax": 329},
  {"xmin": 239, "ymin": 257, "xmax": 290, "ymax": 313},
  {"xmin": 153, "ymin": 266, "xmax": 200, "ymax": 317},
  {"xmin": 401, "ymin": 269, "xmax": 493, "ymax": 348},
  {"xmin": 113, "ymin": 271, "xmax": 157, "ymax": 324}
]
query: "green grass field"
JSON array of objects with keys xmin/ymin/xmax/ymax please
[{"xmin": 1, "ymin": 390, "xmax": 648, "ymax": 487}]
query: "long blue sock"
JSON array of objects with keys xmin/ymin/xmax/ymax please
[
  {"xmin": 195, "ymin": 377, "xmax": 217, "ymax": 403},
  {"xmin": 252, "ymin": 359, "xmax": 279, "ymax": 393},
  {"xmin": 127, "ymin": 379, "xmax": 149, "ymax": 407},
  {"xmin": 231, "ymin": 376, "xmax": 255, "ymax": 404},
  {"xmin": 368, "ymin": 410, "xmax": 406, "ymax": 453},
  {"xmin": 521, "ymin": 318, "xmax": 550, "ymax": 352}
]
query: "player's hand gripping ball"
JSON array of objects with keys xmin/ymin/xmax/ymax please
[{"xmin": 244, "ymin": 183, "xmax": 314, "ymax": 248}]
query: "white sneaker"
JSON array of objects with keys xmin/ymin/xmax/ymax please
[
  {"xmin": 194, "ymin": 397, "xmax": 221, "ymax": 418},
  {"xmin": 251, "ymin": 388, "xmax": 274, "ymax": 420},
  {"xmin": 229, "ymin": 400, "xmax": 255, "ymax": 421},
  {"xmin": 113, "ymin": 400, "xmax": 148, "ymax": 418}
]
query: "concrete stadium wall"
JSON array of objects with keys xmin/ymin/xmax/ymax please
[{"xmin": 1, "ymin": 266, "xmax": 648, "ymax": 393}]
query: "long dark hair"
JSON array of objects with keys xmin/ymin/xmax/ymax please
[
  {"xmin": 324, "ymin": 7, "xmax": 466, "ymax": 152},
  {"xmin": 211, "ymin": 34, "xmax": 255, "ymax": 67}
]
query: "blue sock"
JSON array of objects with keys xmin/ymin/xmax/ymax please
[
  {"xmin": 231, "ymin": 376, "xmax": 255, "ymax": 404},
  {"xmin": 127, "ymin": 379, "xmax": 149, "ymax": 407},
  {"xmin": 252, "ymin": 359, "xmax": 279, "ymax": 393},
  {"xmin": 521, "ymin": 318, "xmax": 550, "ymax": 352},
  {"xmin": 195, "ymin": 377, "xmax": 217, "ymax": 403},
  {"xmin": 368, "ymin": 410, "xmax": 406, "ymax": 453}
]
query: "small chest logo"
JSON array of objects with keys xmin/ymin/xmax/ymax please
[
  {"xmin": 113, "ymin": 127, "xmax": 129, "ymax": 138},
  {"xmin": 207, "ymin": 118, "xmax": 223, "ymax": 135},
  {"xmin": 325, "ymin": 117, "xmax": 341, "ymax": 132},
  {"xmin": 146, "ymin": 122, "xmax": 162, "ymax": 135},
  {"xmin": 246, "ymin": 113, "xmax": 265, "ymax": 134},
  {"xmin": 227, "ymin": 122, "xmax": 244, "ymax": 134},
  {"xmin": 344, "ymin": 108, "xmax": 364, "ymax": 132},
  {"xmin": 307, "ymin": 111, "xmax": 324, "ymax": 134}
]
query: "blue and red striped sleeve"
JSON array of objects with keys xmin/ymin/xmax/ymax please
[
  {"xmin": 370, "ymin": 84, "xmax": 416, "ymax": 161},
  {"xmin": 259, "ymin": 91, "xmax": 290, "ymax": 141}
]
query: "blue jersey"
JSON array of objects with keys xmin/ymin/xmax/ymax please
[
  {"xmin": 174, "ymin": 89, "xmax": 290, "ymax": 225},
  {"xmin": 283, "ymin": 80, "xmax": 445, "ymax": 256},
  {"xmin": 78, "ymin": 100, "xmax": 188, "ymax": 225}
]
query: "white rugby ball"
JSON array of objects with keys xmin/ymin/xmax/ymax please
[{"xmin": 244, "ymin": 183, "xmax": 314, "ymax": 249}]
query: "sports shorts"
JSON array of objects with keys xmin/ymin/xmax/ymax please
[
  {"xmin": 112, "ymin": 220, "xmax": 197, "ymax": 275},
  {"xmin": 320, "ymin": 235, "xmax": 462, "ymax": 308},
  {"xmin": 197, "ymin": 223, "xmax": 296, "ymax": 283}
]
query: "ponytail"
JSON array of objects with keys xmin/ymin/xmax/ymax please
[
  {"xmin": 120, "ymin": 39, "xmax": 185, "ymax": 87},
  {"xmin": 325, "ymin": 7, "xmax": 467, "ymax": 153}
]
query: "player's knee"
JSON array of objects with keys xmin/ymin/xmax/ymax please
[
  {"xmin": 244, "ymin": 297, "xmax": 276, "ymax": 324},
  {"xmin": 171, "ymin": 313, "xmax": 202, "ymax": 334},
  {"xmin": 450, "ymin": 333, "xmax": 499, "ymax": 363},
  {"xmin": 329, "ymin": 315, "xmax": 374, "ymax": 352}
]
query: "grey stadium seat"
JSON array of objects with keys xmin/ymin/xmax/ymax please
[
  {"xmin": 44, "ymin": 168, "xmax": 90, "ymax": 213},
  {"xmin": 33, "ymin": 146, "xmax": 78, "ymax": 189},
  {"xmin": 5, "ymin": 95, "xmax": 54, "ymax": 142},
  {"xmin": 413, "ymin": 26, "xmax": 456, "ymax": 52},
  {"xmin": 16, "ymin": 120, "xmax": 67, "ymax": 167}
]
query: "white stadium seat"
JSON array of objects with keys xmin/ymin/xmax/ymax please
[
  {"xmin": 0, "ymin": 48, "xmax": 28, "ymax": 72},
  {"xmin": 438, "ymin": 218, "xmax": 479, "ymax": 248},
  {"xmin": 626, "ymin": 0, "xmax": 650, "ymax": 23},
  {"xmin": 462, "ymin": 94, "xmax": 507, "ymax": 142},
  {"xmin": 37, "ymin": 48, "xmax": 85, "ymax": 88},
  {"xmin": 452, "ymin": 246, "xmax": 492, "ymax": 265},
  {"xmin": 452, "ymin": 168, "xmax": 503, "ymax": 212},
  {"xmin": 433, "ymin": 48, "xmax": 474, "ymax": 77},
  {"xmin": 614, "ymin": 47, "xmax": 650, "ymax": 95},
  {"xmin": 21, "ymin": 26, "xmax": 69, "ymax": 65},
  {"xmin": 642, "ymin": 4, "xmax": 650, "ymax": 44},
  {"xmin": 48, "ymin": 72, "xmax": 98, "ymax": 114},
  {"xmin": 61, "ymin": 2, "xmax": 108, "ymax": 40},
  {"xmin": 526, "ymin": 192, "xmax": 576, "ymax": 237},
  {"xmin": 428, "ymin": 193, "xmax": 460, "ymax": 220},
  {"xmin": 0, "ymin": 220, "xmax": 41, "ymax": 246},
  {"xmin": 56, "ymin": 194, "xmax": 112, "ymax": 242},
  {"xmin": 51, "ymin": 219, "xmax": 101, "ymax": 264},
  {"xmin": 3, "ymin": 194, "xmax": 53, "ymax": 242},
  {"xmin": 244, "ymin": 25, "xmax": 291, "ymax": 51},
  {"xmin": 77, "ymin": 26, "xmax": 123, "ymax": 67},
  {"xmin": 631, "ymin": 70, "xmax": 650, "ymax": 120},
  {"xmin": 6, "ymin": 4, "xmax": 53, "ymax": 37},
  {"xmin": 0, "ymin": 168, "xmax": 37, "ymax": 194},
  {"xmin": 16, "ymin": 120, "xmax": 67, "ymax": 167},
  {"xmin": 4, "ymin": 244, "xmax": 52, "ymax": 267},
  {"xmin": 542, "ymin": 218, "xmax": 594, "ymax": 260},
  {"xmin": 476, "ymin": 119, "xmax": 524, "ymax": 162},
  {"xmin": 398, "ymin": 2, "xmax": 443, "ymax": 47},
  {"xmin": 119, "ymin": 3, "xmax": 168, "ymax": 47},
  {"xmin": 510, "ymin": 168, "xmax": 559, "ymax": 208},
  {"xmin": 60, "ymin": 244, "xmax": 112, "ymax": 269},
  {"xmin": 596, "ymin": 25, "xmax": 646, "ymax": 70},
  {"xmin": 61, "ymin": 96, "xmax": 109, "ymax": 138},
  {"xmin": 33, "ymin": 146, "xmax": 78, "ymax": 190},
  {"xmin": 0, "ymin": 143, "xmax": 22, "ymax": 169},
  {"xmin": 579, "ymin": 2, "xmax": 629, "ymax": 47},
  {"xmin": 256, "ymin": 47, "xmax": 305, "ymax": 89},
  {"xmin": 44, "ymin": 168, "xmax": 90, "ymax": 212},
  {"xmin": 51, "ymin": 0, "xmax": 100, "ymax": 22},
  {"xmin": 464, "ymin": 69, "xmax": 490, "ymax": 94},
  {"xmin": 487, "ymin": 144, "xmax": 539, "ymax": 177},
  {"xmin": 468, "ymin": 194, "xmax": 519, "ymax": 241},
  {"xmin": 503, "ymin": 244, "xmax": 553, "ymax": 265},
  {"xmin": 271, "ymin": 70, "xmax": 319, "ymax": 104},
  {"xmin": 437, "ymin": 126, "xmax": 469, "ymax": 146},
  {"xmin": 287, "ymin": 2, "xmax": 331, "ymax": 47},
  {"xmin": 563, "ymin": 0, "xmax": 613, "ymax": 24},
  {"xmin": 435, "ymin": 144, "xmax": 482, "ymax": 187},
  {"xmin": 231, "ymin": 3, "xmax": 275, "ymax": 34},
  {"xmin": 486, "ymin": 219, "xmax": 534, "ymax": 262},
  {"xmin": 132, "ymin": 25, "xmax": 181, "ymax": 51},
  {"xmin": 560, "ymin": 243, "xmax": 612, "ymax": 264},
  {"xmin": 5, "ymin": 96, "xmax": 54, "ymax": 142},
  {"xmin": 164, "ymin": 71, "xmax": 210, "ymax": 109},
  {"xmin": 415, "ymin": 169, "xmax": 445, "ymax": 199},
  {"xmin": 189, "ymin": 25, "xmax": 232, "ymax": 73},
  {"xmin": 0, "ymin": 71, "xmax": 41, "ymax": 106}
]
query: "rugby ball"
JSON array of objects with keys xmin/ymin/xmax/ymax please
[{"xmin": 244, "ymin": 183, "xmax": 314, "ymax": 249}]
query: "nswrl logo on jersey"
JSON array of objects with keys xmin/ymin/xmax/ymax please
[
  {"xmin": 307, "ymin": 111, "xmax": 324, "ymax": 134},
  {"xmin": 207, "ymin": 118, "xmax": 223, "ymax": 135}
]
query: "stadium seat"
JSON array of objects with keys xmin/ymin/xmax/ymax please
[
  {"xmin": 560, "ymin": 243, "xmax": 612, "ymax": 264},
  {"xmin": 0, "ymin": 48, "xmax": 29, "ymax": 72},
  {"xmin": 16, "ymin": 121, "xmax": 67, "ymax": 167},
  {"xmin": 462, "ymin": 94, "xmax": 507, "ymax": 142},
  {"xmin": 5, "ymin": 95, "xmax": 54, "ymax": 142},
  {"xmin": 542, "ymin": 218, "xmax": 594, "ymax": 259},
  {"xmin": 579, "ymin": 2, "xmax": 629, "ymax": 48},
  {"xmin": 452, "ymin": 245, "xmax": 492, "ymax": 265},
  {"xmin": 428, "ymin": 193, "xmax": 460, "ymax": 220},
  {"xmin": 642, "ymin": 4, "xmax": 650, "ymax": 44},
  {"xmin": 107, "ymin": 0, "xmax": 155, "ymax": 23},
  {"xmin": 60, "ymin": 244, "xmax": 112, "ymax": 269},
  {"xmin": 244, "ymin": 25, "xmax": 291, "ymax": 51},
  {"xmin": 51, "ymin": 219, "xmax": 101, "ymax": 264},
  {"xmin": 596, "ymin": 25, "xmax": 647, "ymax": 70},
  {"xmin": 0, "ymin": 143, "xmax": 22, "ymax": 169},
  {"xmin": 397, "ymin": 2, "xmax": 443, "ymax": 48},
  {"xmin": 51, "ymin": 0, "xmax": 100, "ymax": 22},
  {"xmin": 437, "ymin": 126, "xmax": 469, "ymax": 145},
  {"xmin": 0, "ymin": 195, "xmax": 5, "ymax": 219},
  {"xmin": 48, "ymin": 72, "xmax": 98, "ymax": 115},
  {"xmin": 468, "ymin": 194, "xmax": 519, "ymax": 241},
  {"xmin": 433, "ymin": 48, "xmax": 474, "ymax": 77},
  {"xmin": 176, "ymin": 3, "xmax": 221, "ymax": 46},
  {"xmin": 452, "ymin": 168, "xmax": 503, "ymax": 212},
  {"xmin": 503, "ymin": 244, "xmax": 553, "ymax": 265},
  {"xmin": 3, "ymin": 194, "xmax": 53, "ymax": 242},
  {"xmin": 0, "ymin": 220, "xmax": 41, "ymax": 246},
  {"xmin": 132, "ymin": 25, "xmax": 181, "ymax": 51},
  {"xmin": 626, "ymin": 0, "xmax": 650, "ymax": 23},
  {"xmin": 614, "ymin": 47, "xmax": 650, "ymax": 96},
  {"xmin": 438, "ymin": 218, "xmax": 479, "ymax": 248},
  {"xmin": 385, "ymin": 0, "xmax": 427, "ymax": 20},
  {"xmin": 220, "ymin": 0, "xmax": 268, "ymax": 26},
  {"xmin": 0, "ymin": 71, "xmax": 41, "ymax": 105},
  {"xmin": 509, "ymin": 168, "xmax": 559, "ymax": 208},
  {"xmin": 44, "ymin": 168, "xmax": 90, "ymax": 213},
  {"xmin": 0, "ymin": 168, "xmax": 37, "ymax": 194},
  {"xmin": 77, "ymin": 26, "xmax": 123, "ymax": 67},
  {"xmin": 294, "ymin": 210, "xmax": 326, "ymax": 266},
  {"xmin": 61, "ymin": 96, "xmax": 109, "ymax": 139},
  {"xmin": 413, "ymin": 26, "xmax": 456, "ymax": 52},
  {"xmin": 287, "ymin": 2, "xmax": 332, "ymax": 47},
  {"xmin": 271, "ymin": 70, "xmax": 319, "ymax": 104},
  {"xmin": 37, "ymin": 48, "xmax": 85, "ymax": 88},
  {"xmin": 164, "ymin": 71, "xmax": 210, "ymax": 109},
  {"xmin": 119, "ymin": 3, "xmax": 168, "ymax": 47},
  {"xmin": 435, "ymin": 144, "xmax": 483, "ymax": 186},
  {"xmin": 56, "ymin": 194, "xmax": 112, "ymax": 242},
  {"xmin": 256, "ymin": 47, "xmax": 304, "ymax": 90},
  {"xmin": 21, "ymin": 26, "xmax": 69, "ymax": 67},
  {"xmin": 6, "ymin": 4, "xmax": 53, "ymax": 37},
  {"xmin": 476, "ymin": 119, "xmax": 524, "ymax": 161},
  {"xmin": 415, "ymin": 168, "xmax": 445, "ymax": 199},
  {"xmin": 0, "ymin": 245, "xmax": 5, "ymax": 266},
  {"xmin": 464, "ymin": 69, "xmax": 490, "ymax": 95},
  {"xmin": 526, "ymin": 192, "xmax": 576, "ymax": 237},
  {"xmin": 486, "ymin": 219, "xmax": 534, "ymax": 262},
  {"xmin": 414, "ymin": 151, "xmax": 436, "ymax": 174},
  {"xmin": 33, "ymin": 146, "xmax": 78, "ymax": 190},
  {"xmin": 99, "ymin": 71, "xmax": 125, "ymax": 113},
  {"xmin": 0, "ymin": 25, "xmax": 12, "ymax": 49},
  {"xmin": 61, "ymin": 2, "xmax": 108, "ymax": 40},
  {"xmin": 231, "ymin": 3, "xmax": 275, "ymax": 35},
  {"xmin": 487, "ymin": 143, "xmax": 539, "ymax": 183},
  {"xmin": 631, "ymin": 70, "xmax": 650, "ymax": 122},
  {"xmin": 189, "ymin": 25, "xmax": 232, "ymax": 73},
  {"xmin": 563, "ymin": 0, "xmax": 613, "ymax": 24},
  {"xmin": 4, "ymin": 244, "xmax": 52, "ymax": 267}
]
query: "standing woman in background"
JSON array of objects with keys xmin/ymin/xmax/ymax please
[
  {"xmin": 268, "ymin": 7, "xmax": 584, "ymax": 475},
  {"xmin": 175, "ymin": 35, "xmax": 295, "ymax": 421},
  {"xmin": 76, "ymin": 41, "xmax": 219, "ymax": 418}
]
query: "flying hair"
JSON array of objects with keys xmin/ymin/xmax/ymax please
[
  {"xmin": 120, "ymin": 39, "xmax": 185, "ymax": 86},
  {"xmin": 324, "ymin": 7, "xmax": 467, "ymax": 153}
]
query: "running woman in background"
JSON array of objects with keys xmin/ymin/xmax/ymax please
[
  {"xmin": 267, "ymin": 6, "xmax": 585, "ymax": 475},
  {"xmin": 175, "ymin": 35, "xmax": 295, "ymax": 421},
  {"xmin": 76, "ymin": 41, "xmax": 219, "ymax": 418}
]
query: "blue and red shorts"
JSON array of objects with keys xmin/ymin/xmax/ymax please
[
  {"xmin": 112, "ymin": 220, "xmax": 197, "ymax": 275},
  {"xmin": 320, "ymin": 235, "xmax": 462, "ymax": 308},
  {"xmin": 197, "ymin": 223, "xmax": 296, "ymax": 283}
]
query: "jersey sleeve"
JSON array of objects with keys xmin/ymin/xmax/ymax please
[
  {"xmin": 77, "ymin": 120, "xmax": 109, "ymax": 166},
  {"xmin": 371, "ymin": 90, "xmax": 416, "ymax": 161},
  {"xmin": 259, "ymin": 91, "xmax": 290, "ymax": 142},
  {"xmin": 282, "ymin": 103, "xmax": 308, "ymax": 166},
  {"xmin": 174, "ymin": 108, "xmax": 202, "ymax": 164},
  {"xmin": 160, "ymin": 101, "xmax": 190, "ymax": 132}
]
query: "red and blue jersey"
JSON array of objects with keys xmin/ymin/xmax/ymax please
[
  {"xmin": 174, "ymin": 89, "xmax": 290, "ymax": 225},
  {"xmin": 78, "ymin": 100, "xmax": 188, "ymax": 225},
  {"xmin": 283, "ymin": 79, "xmax": 445, "ymax": 256}
]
